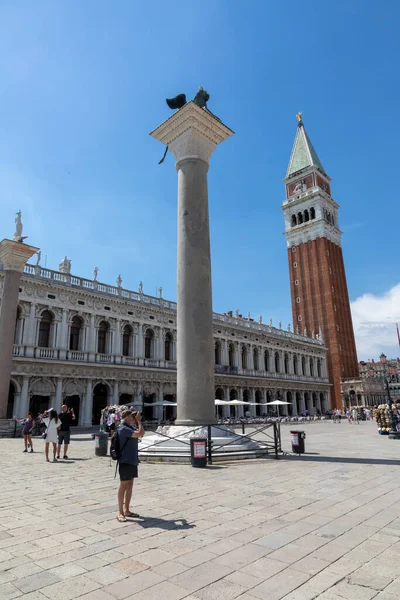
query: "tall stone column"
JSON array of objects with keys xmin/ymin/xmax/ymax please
[
  {"xmin": 0, "ymin": 239, "xmax": 38, "ymax": 419},
  {"xmin": 54, "ymin": 378, "xmax": 63, "ymax": 412},
  {"xmin": 84, "ymin": 380, "xmax": 93, "ymax": 425},
  {"xmin": 151, "ymin": 102, "xmax": 233, "ymax": 426}
]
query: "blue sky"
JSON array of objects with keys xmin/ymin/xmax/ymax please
[{"xmin": 1, "ymin": 0, "xmax": 399, "ymax": 360}]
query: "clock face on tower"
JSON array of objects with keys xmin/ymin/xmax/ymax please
[{"xmin": 287, "ymin": 174, "xmax": 314, "ymax": 198}]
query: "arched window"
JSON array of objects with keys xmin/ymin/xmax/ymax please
[
  {"xmin": 275, "ymin": 351, "xmax": 280, "ymax": 373},
  {"xmin": 97, "ymin": 321, "xmax": 110, "ymax": 354},
  {"xmin": 229, "ymin": 343, "xmax": 235, "ymax": 367},
  {"xmin": 165, "ymin": 332, "xmax": 173, "ymax": 361},
  {"xmin": 264, "ymin": 350, "xmax": 270, "ymax": 371},
  {"xmin": 253, "ymin": 348, "xmax": 259, "ymax": 371},
  {"xmin": 332, "ymin": 215, "xmax": 335, "ymax": 226},
  {"xmin": 317, "ymin": 358, "xmax": 322, "ymax": 378},
  {"xmin": 291, "ymin": 214, "xmax": 297, "ymax": 227},
  {"xmin": 301, "ymin": 355, "xmax": 306, "ymax": 375},
  {"xmin": 144, "ymin": 329, "xmax": 154, "ymax": 359},
  {"xmin": 122, "ymin": 325, "xmax": 133, "ymax": 357},
  {"xmin": 310, "ymin": 207, "xmax": 315, "ymax": 219},
  {"xmin": 214, "ymin": 340, "xmax": 221, "ymax": 365},
  {"xmin": 304, "ymin": 209, "xmax": 309, "ymax": 222},
  {"xmin": 293, "ymin": 354, "xmax": 298, "ymax": 375},
  {"xmin": 38, "ymin": 311, "xmax": 53, "ymax": 348},
  {"xmin": 69, "ymin": 316, "xmax": 83, "ymax": 351},
  {"xmin": 297, "ymin": 212, "xmax": 303, "ymax": 225},
  {"xmin": 284, "ymin": 352, "xmax": 289, "ymax": 374},
  {"xmin": 309, "ymin": 357, "xmax": 314, "ymax": 377},
  {"xmin": 241, "ymin": 346, "xmax": 248, "ymax": 369}
]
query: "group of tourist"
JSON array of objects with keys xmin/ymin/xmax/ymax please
[{"xmin": 19, "ymin": 405, "xmax": 76, "ymax": 462}]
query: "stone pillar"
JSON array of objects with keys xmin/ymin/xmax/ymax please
[
  {"xmin": 54, "ymin": 379, "xmax": 63, "ymax": 412},
  {"xmin": 84, "ymin": 380, "xmax": 93, "ymax": 425},
  {"xmin": 137, "ymin": 382, "xmax": 143, "ymax": 411},
  {"xmin": 19, "ymin": 376, "xmax": 30, "ymax": 417},
  {"xmin": 151, "ymin": 102, "xmax": 233, "ymax": 426},
  {"xmin": 113, "ymin": 380, "xmax": 119, "ymax": 405},
  {"xmin": 0, "ymin": 240, "xmax": 38, "ymax": 418}
]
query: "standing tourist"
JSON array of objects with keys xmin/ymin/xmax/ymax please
[
  {"xmin": 57, "ymin": 405, "xmax": 76, "ymax": 459},
  {"xmin": 335, "ymin": 408, "xmax": 342, "ymax": 423},
  {"xmin": 346, "ymin": 409, "xmax": 352, "ymax": 424},
  {"xmin": 19, "ymin": 412, "xmax": 35, "ymax": 453},
  {"xmin": 116, "ymin": 410, "xmax": 144, "ymax": 522},
  {"xmin": 43, "ymin": 409, "xmax": 61, "ymax": 462},
  {"xmin": 352, "ymin": 407, "xmax": 360, "ymax": 424}
]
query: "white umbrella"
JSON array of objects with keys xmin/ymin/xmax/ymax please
[
  {"xmin": 143, "ymin": 401, "xmax": 177, "ymax": 406},
  {"xmin": 227, "ymin": 400, "xmax": 251, "ymax": 406},
  {"xmin": 266, "ymin": 400, "xmax": 291, "ymax": 405}
]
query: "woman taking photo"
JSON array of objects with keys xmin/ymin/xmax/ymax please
[
  {"xmin": 19, "ymin": 412, "xmax": 35, "ymax": 453},
  {"xmin": 42, "ymin": 409, "xmax": 61, "ymax": 462}
]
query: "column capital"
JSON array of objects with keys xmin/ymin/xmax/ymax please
[
  {"xmin": 150, "ymin": 101, "xmax": 234, "ymax": 166},
  {"xmin": 0, "ymin": 239, "xmax": 39, "ymax": 272}
]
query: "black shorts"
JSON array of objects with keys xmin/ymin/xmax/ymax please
[{"xmin": 119, "ymin": 463, "xmax": 138, "ymax": 481}]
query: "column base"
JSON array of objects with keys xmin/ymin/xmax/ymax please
[
  {"xmin": 139, "ymin": 424, "xmax": 267, "ymax": 463},
  {"xmin": 175, "ymin": 418, "xmax": 216, "ymax": 427}
]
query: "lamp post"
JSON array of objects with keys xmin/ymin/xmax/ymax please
[{"xmin": 382, "ymin": 363, "xmax": 400, "ymax": 440}]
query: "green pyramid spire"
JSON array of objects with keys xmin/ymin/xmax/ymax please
[{"xmin": 286, "ymin": 120, "xmax": 325, "ymax": 178}]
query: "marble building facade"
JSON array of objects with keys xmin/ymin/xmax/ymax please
[{"xmin": 2, "ymin": 259, "xmax": 330, "ymax": 425}]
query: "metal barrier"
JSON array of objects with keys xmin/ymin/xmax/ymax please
[
  {"xmin": 0, "ymin": 419, "xmax": 19, "ymax": 438},
  {"xmin": 138, "ymin": 421, "xmax": 282, "ymax": 463}
]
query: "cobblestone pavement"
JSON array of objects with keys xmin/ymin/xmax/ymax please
[{"xmin": 1, "ymin": 421, "xmax": 400, "ymax": 600}]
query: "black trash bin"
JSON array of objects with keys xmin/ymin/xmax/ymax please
[
  {"xmin": 95, "ymin": 432, "xmax": 109, "ymax": 456},
  {"xmin": 190, "ymin": 438, "xmax": 207, "ymax": 468},
  {"xmin": 290, "ymin": 430, "xmax": 306, "ymax": 454}
]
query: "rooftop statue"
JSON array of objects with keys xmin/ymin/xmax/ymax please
[
  {"xmin": 13, "ymin": 210, "xmax": 28, "ymax": 243},
  {"xmin": 159, "ymin": 86, "xmax": 215, "ymax": 164}
]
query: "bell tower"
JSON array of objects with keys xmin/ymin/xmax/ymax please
[{"xmin": 282, "ymin": 114, "xmax": 359, "ymax": 409}]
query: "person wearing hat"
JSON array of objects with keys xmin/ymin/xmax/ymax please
[{"xmin": 117, "ymin": 410, "xmax": 145, "ymax": 522}]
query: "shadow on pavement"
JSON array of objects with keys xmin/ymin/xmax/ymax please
[
  {"xmin": 284, "ymin": 455, "xmax": 400, "ymax": 466},
  {"xmin": 131, "ymin": 516, "xmax": 195, "ymax": 530}
]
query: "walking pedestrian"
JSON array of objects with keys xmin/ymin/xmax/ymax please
[
  {"xmin": 42, "ymin": 409, "xmax": 61, "ymax": 462},
  {"xmin": 57, "ymin": 405, "xmax": 76, "ymax": 459},
  {"xmin": 116, "ymin": 410, "xmax": 145, "ymax": 522},
  {"xmin": 19, "ymin": 412, "xmax": 35, "ymax": 452},
  {"xmin": 346, "ymin": 409, "xmax": 352, "ymax": 424},
  {"xmin": 352, "ymin": 408, "xmax": 360, "ymax": 424}
]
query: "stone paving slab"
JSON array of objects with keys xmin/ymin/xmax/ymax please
[{"xmin": 1, "ymin": 421, "xmax": 400, "ymax": 599}]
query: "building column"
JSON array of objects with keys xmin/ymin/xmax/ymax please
[
  {"xmin": 19, "ymin": 376, "xmax": 30, "ymax": 417},
  {"xmin": 88, "ymin": 314, "xmax": 96, "ymax": 361},
  {"xmin": 24, "ymin": 302, "xmax": 37, "ymax": 358},
  {"xmin": 137, "ymin": 382, "xmax": 143, "ymax": 412},
  {"xmin": 13, "ymin": 390, "xmax": 21, "ymax": 417},
  {"xmin": 113, "ymin": 320, "xmax": 122, "ymax": 364},
  {"xmin": 0, "ymin": 240, "xmax": 38, "ymax": 418},
  {"xmin": 58, "ymin": 309, "xmax": 68, "ymax": 360},
  {"xmin": 136, "ymin": 328, "xmax": 144, "ymax": 366},
  {"xmin": 112, "ymin": 380, "xmax": 119, "ymax": 405},
  {"xmin": 248, "ymin": 345, "xmax": 254, "ymax": 371},
  {"xmin": 157, "ymin": 383, "xmax": 164, "ymax": 421},
  {"xmin": 83, "ymin": 380, "xmax": 93, "ymax": 426},
  {"xmin": 54, "ymin": 378, "xmax": 63, "ymax": 413}
]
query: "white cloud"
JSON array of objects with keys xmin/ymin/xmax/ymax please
[{"xmin": 351, "ymin": 283, "xmax": 400, "ymax": 361}]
